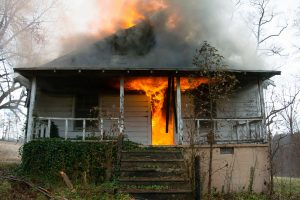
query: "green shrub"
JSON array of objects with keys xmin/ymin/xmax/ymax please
[{"xmin": 19, "ymin": 139, "xmax": 118, "ymax": 184}]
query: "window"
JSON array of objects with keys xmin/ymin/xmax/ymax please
[
  {"xmin": 75, "ymin": 94, "xmax": 99, "ymax": 128},
  {"xmin": 220, "ymin": 147, "xmax": 234, "ymax": 154}
]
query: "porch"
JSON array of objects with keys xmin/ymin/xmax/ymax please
[
  {"xmin": 32, "ymin": 116, "xmax": 266, "ymax": 144},
  {"xmin": 20, "ymin": 69, "xmax": 272, "ymax": 145}
]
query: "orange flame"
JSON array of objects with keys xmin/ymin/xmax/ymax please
[
  {"xmin": 90, "ymin": 0, "xmax": 171, "ymax": 38},
  {"xmin": 125, "ymin": 77, "xmax": 208, "ymax": 145}
]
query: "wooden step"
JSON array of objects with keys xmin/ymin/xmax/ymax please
[
  {"xmin": 119, "ymin": 178, "xmax": 190, "ymax": 189},
  {"xmin": 121, "ymin": 189, "xmax": 193, "ymax": 200},
  {"xmin": 120, "ymin": 168, "xmax": 186, "ymax": 178},
  {"xmin": 121, "ymin": 159, "xmax": 185, "ymax": 169},
  {"xmin": 121, "ymin": 150, "xmax": 182, "ymax": 160},
  {"xmin": 119, "ymin": 148, "xmax": 192, "ymax": 199}
]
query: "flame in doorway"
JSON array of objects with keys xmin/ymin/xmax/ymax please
[{"xmin": 125, "ymin": 77, "xmax": 208, "ymax": 145}]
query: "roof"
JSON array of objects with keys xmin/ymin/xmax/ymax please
[
  {"xmin": 16, "ymin": 21, "xmax": 195, "ymax": 71},
  {"xmin": 14, "ymin": 21, "xmax": 281, "ymax": 80}
]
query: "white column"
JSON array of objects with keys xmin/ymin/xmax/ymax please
[
  {"xmin": 176, "ymin": 76, "xmax": 183, "ymax": 144},
  {"xmin": 120, "ymin": 77, "xmax": 125, "ymax": 134},
  {"xmin": 26, "ymin": 76, "xmax": 37, "ymax": 142}
]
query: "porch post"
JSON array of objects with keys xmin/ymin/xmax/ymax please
[
  {"xmin": 120, "ymin": 77, "xmax": 125, "ymax": 134},
  {"xmin": 26, "ymin": 76, "xmax": 37, "ymax": 142},
  {"xmin": 176, "ymin": 76, "xmax": 183, "ymax": 144},
  {"xmin": 258, "ymin": 80, "xmax": 266, "ymax": 140}
]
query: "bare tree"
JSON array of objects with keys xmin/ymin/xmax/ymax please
[
  {"xmin": 192, "ymin": 41, "xmax": 238, "ymax": 197},
  {"xmin": 277, "ymin": 84, "xmax": 300, "ymax": 134},
  {"xmin": 241, "ymin": 0, "xmax": 288, "ymax": 56},
  {"xmin": 0, "ymin": 0, "xmax": 55, "ymax": 115},
  {"xmin": 264, "ymin": 82, "xmax": 300, "ymax": 197}
]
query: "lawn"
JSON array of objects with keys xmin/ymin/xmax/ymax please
[{"xmin": 274, "ymin": 176, "xmax": 300, "ymax": 194}]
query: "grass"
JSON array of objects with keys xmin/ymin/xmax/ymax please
[
  {"xmin": 274, "ymin": 176, "xmax": 300, "ymax": 194},
  {"xmin": 0, "ymin": 163, "xmax": 133, "ymax": 200},
  {"xmin": 1, "ymin": 162, "xmax": 300, "ymax": 200},
  {"xmin": 53, "ymin": 183, "xmax": 133, "ymax": 200}
]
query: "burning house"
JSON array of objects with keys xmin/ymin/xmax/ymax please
[{"xmin": 14, "ymin": 1, "xmax": 281, "ymax": 195}]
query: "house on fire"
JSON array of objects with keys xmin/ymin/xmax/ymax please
[{"xmin": 15, "ymin": 21, "xmax": 280, "ymax": 193}]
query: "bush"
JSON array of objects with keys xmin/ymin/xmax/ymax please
[{"xmin": 19, "ymin": 139, "xmax": 118, "ymax": 184}]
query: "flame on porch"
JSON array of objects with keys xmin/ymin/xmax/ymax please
[{"xmin": 125, "ymin": 77, "xmax": 208, "ymax": 145}]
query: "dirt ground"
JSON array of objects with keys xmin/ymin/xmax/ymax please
[{"xmin": 0, "ymin": 141, "xmax": 22, "ymax": 164}]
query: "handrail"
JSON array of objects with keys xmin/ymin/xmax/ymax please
[
  {"xmin": 36, "ymin": 117, "xmax": 119, "ymax": 120},
  {"xmin": 182, "ymin": 117, "xmax": 265, "ymax": 143},
  {"xmin": 183, "ymin": 118, "xmax": 263, "ymax": 121},
  {"xmin": 34, "ymin": 117, "xmax": 120, "ymax": 141}
]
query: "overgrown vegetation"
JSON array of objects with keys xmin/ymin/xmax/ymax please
[{"xmin": 19, "ymin": 139, "xmax": 120, "ymax": 185}]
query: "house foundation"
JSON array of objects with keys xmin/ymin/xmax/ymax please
[{"xmin": 183, "ymin": 144, "xmax": 270, "ymax": 193}]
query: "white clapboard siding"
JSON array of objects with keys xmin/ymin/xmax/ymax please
[
  {"xmin": 216, "ymin": 83, "xmax": 261, "ymax": 140},
  {"xmin": 100, "ymin": 94, "xmax": 151, "ymax": 145},
  {"xmin": 35, "ymin": 92, "xmax": 74, "ymax": 136}
]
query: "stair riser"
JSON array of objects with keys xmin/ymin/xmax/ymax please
[
  {"xmin": 121, "ymin": 161, "xmax": 185, "ymax": 169},
  {"xmin": 120, "ymin": 150, "xmax": 191, "ymax": 198},
  {"xmin": 120, "ymin": 181, "xmax": 190, "ymax": 189},
  {"xmin": 121, "ymin": 170, "xmax": 187, "ymax": 178},
  {"xmin": 130, "ymin": 193, "xmax": 193, "ymax": 200},
  {"xmin": 122, "ymin": 152, "xmax": 182, "ymax": 160}
]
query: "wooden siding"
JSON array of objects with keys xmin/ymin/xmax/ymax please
[
  {"xmin": 35, "ymin": 92, "xmax": 74, "ymax": 136},
  {"xmin": 216, "ymin": 83, "xmax": 262, "ymax": 141},
  {"xmin": 35, "ymin": 92, "xmax": 151, "ymax": 143},
  {"xmin": 181, "ymin": 83, "xmax": 262, "ymax": 144},
  {"xmin": 100, "ymin": 94, "xmax": 151, "ymax": 145}
]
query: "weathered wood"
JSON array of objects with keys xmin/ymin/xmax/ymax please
[
  {"xmin": 246, "ymin": 120, "xmax": 250, "ymax": 139},
  {"xmin": 172, "ymin": 76, "xmax": 178, "ymax": 133},
  {"xmin": 166, "ymin": 76, "xmax": 172, "ymax": 133},
  {"xmin": 120, "ymin": 77, "xmax": 125, "ymax": 134},
  {"xmin": 0, "ymin": 175, "xmax": 56, "ymax": 199},
  {"xmin": 41, "ymin": 124, "xmax": 45, "ymax": 138},
  {"xmin": 47, "ymin": 119, "xmax": 51, "ymax": 138},
  {"xmin": 59, "ymin": 171, "xmax": 75, "ymax": 191},
  {"xmin": 258, "ymin": 80, "xmax": 266, "ymax": 139},
  {"xmin": 26, "ymin": 76, "xmax": 37, "ymax": 142},
  {"xmin": 83, "ymin": 119, "xmax": 86, "ymax": 141},
  {"xmin": 176, "ymin": 76, "xmax": 183, "ymax": 144},
  {"xmin": 100, "ymin": 118, "xmax": 104, "ymax": 140},
  {"xmin": 65, "ymin": 119, "xmax": 68, "ymax": 140}
]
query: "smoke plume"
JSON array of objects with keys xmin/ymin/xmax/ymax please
[{"xmin": 44, "ymin": 0, "xmax": 264, "ymax": 69}]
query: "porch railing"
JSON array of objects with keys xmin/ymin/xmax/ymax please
[
  {"xmin": 182, "ymin": 118, "xmax": 265, "ymax": 144},
  {"xmin": 33, "ymin": 117, "xmax": 120, "ymax": 141}
]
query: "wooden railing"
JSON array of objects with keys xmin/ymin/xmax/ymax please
[
  {"xmin": 183, "ymin": 118, "xmax": 265, "ymax": 143},
  {"xmin": 34, "ymin": 117, "xmax": 120, "ymax": 141}
]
